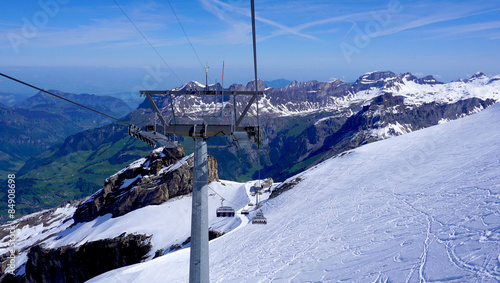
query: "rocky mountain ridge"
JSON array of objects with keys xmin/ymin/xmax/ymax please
[
  {"xmin": 5, "ymin": 70, "xmax": 500, "ymax": 221},
  {"xmin": 74, "ymin": 146, "xmax": 218, "ymax": 223},
  {"xmin": 0, "ymin": 146, "xmax": 220, "ymax": 282},
  {"xmin": 154, "ymin": 71, "xmax": 499, "ymax": 118}
]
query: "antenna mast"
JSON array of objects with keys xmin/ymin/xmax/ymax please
[{"xmin": 204, "ymin": 63, "xmax": 210, "ymax": 92}]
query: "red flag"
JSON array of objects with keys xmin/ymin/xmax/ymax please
[{"xmin": 222, "ymin": 61, "xmax": 225, "ymax": 81}]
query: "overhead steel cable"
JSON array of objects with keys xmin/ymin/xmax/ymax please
[
  {"xmin": 235, "ymin": 0, "xmax": 260, "ymax": 127},
  {"xmin": 251, "ymin": 0, "xmax": 262, "ymax": 188},
  {"xmin": 167, "ymin": 0, "xmax": 214, "ymax": 86},
  {"xmin": 112, "ymin": 0, "xmax": 184, "ymax": 85},
  {"xmin": 167, "ymin": 0, "xmax": 205, "ymax": 71},
  {"xmin": 0, "ymin": 73, "xmax": 135, "ymax": 127}
]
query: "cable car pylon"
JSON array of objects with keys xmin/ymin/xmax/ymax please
[{"xmin": 139, "ymin": 1, "xmax": 262, "ymax": 281}]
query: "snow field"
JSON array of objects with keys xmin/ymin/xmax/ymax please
[{"xmin": 90, "ymin": 103, "xmax": 500, "ymax": 282}]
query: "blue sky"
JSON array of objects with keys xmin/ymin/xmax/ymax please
[{"xmin": 1, "ymin": 0, "xmax": 500, "ymax": 95}]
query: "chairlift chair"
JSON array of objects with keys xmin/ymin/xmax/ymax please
[
  {"xmin": 252, "ymin": 210, "xmax": 267, "ymax": 225},
  {"xmin": 216, "ymin": 199, "xmax": 235, "ymax": 217}
]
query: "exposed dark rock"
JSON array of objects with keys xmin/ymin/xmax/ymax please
[
  {"xmin": 73, "ymin": 147, "xmax": 219, "ymax": 223},
  {"xmin": 182, "ymin": 237, "xmax": 191, "ymax": 246},
  {"xmin": 153, "ymin": 248, "xmax": 165, "ymax": 259},
  {"xmin": 0, "ymin": 272, "xmax": 22, "ymax": 283},
  {"xmin": 245, "ymin": 79, "xmax": 267, "ymax": 91},
  {"xmin": 209, "ymin": 230, "xmax": 225, "ymax": 241},
  {"xmin": 270, "ymin": 177, "xmax": 303, "ymax": 198},
  {"xmin": 169, "ymin": 244, "xmax": 181, "ymax": 252},
  {"xmin": 470, "ymin": 72, "xmax": 486, "ymax": 79},
  {"xmin": 351, "ymin": 71, "xmax": 397, "ymax": 92},
  {"xmin": 24, "ymin": 233, "xmax": 151, "ymax": 283},
  {"xmin": 0, "ymin": 251, "xmax": 21, "ymax": 283},
  {"xmin": 418, "ymin": 75, "xmax": 443, "ymax": 85}
]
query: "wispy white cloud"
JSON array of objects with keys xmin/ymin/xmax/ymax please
[
  {"xmin": 428, "ymin": 21, "xmax": 500, "ymax": 39},
  {"xmin": 257, "ymin": 1, "xmax": 500, "ymax": 43},
  {"xmin": 197, "ymin": 1, "xmax": 500, "ymax": 44},
  {"xmin": 368, "ymin": 4, "xmax": 500, "ymax": 38},
  {"xmin": 199, "ymin": 0, "xmax": 319, "ymax": 40},
  {"xmin": 259, "ymin": 12, "xmax": 372, "ymax": 41}
]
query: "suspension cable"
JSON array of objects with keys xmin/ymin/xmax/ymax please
[
  {"xmin": 167, "ymin": 0, "xmax": 205, "ymax": 71},
  {"xmin": 112, "ymin": 0, "xmax": 184, "ymax": 85},
  {"xmin": 250, "ymin": 0, "xmax": 262, "ymax": 188}
]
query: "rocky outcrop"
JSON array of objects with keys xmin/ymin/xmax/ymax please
[
  {"xmin": 24, "ymin": 233, "xmax": 152, "ymax": 283},
  {"xmin": 73, "ymin": 147, "xmax": 218, "ymax": 223},
  {"xmin": 351, "ymin": 71, "xmax": 397, "ymax": 92},
  {"xmin": 270, "ymin": 177, "xmax": 303, "ymax": 199}
]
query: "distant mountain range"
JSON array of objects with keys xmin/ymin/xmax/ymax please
[
  {"xmin": 15, "ymin": 90, "xmax": 131, "ymax": 112},
  {"xmin": 0, "ymin": 91, "xmax": 131, "ymax": 177},
  {"xmin": 1, "ymin": 70, "xmax": 499, "ymax": 221}
]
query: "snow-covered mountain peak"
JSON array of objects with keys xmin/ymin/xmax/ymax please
[
  {"xmin": 358, "ymin": 70, "xmax": 396, "ymax": 82},
  {"xmin": 472, "ymin": 71, "xmax": 486, "ymax": 79},
  {"xmin": 173, "ymin": 81, "xmax": 207, "ymax": 91}
]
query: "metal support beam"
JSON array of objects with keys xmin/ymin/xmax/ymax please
[
  {"xmin": 235, "ymin": 93, "xmax": 258, "ymax": 127},
  {"xmin": 140, "ymin": 90, "xmax": 263, "ymax": 129},
  {"xmin": 189, "ymin": 138, "xmax": 209, "ymax": 283},
  {"xmin": 145, "ymin": 124, "xmax": 258, "ymax": 139},
  {"xmin": 143, "ymin": 93, "xmax": 167, "ymax": 126}
]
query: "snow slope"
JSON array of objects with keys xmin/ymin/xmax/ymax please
[
  {"xmin": 89, "ymin": 103, "xmax": 500, "ymax": 282},
  {"xmin": 0, "ymin": 180, "xmax": 258, "ymax": 277}
]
